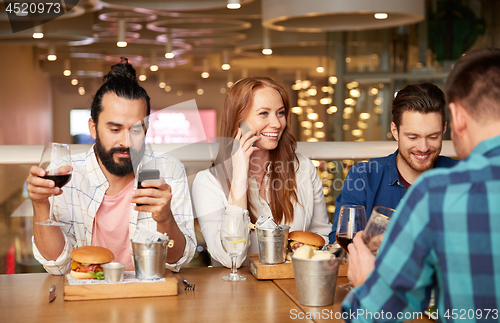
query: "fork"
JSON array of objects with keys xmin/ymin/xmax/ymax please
[{"xmin": 182, "ymin": 277, "xmax": 195, "ymax": 290}]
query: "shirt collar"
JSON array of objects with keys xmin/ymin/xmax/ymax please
[
  {"xmin": 388, "ymin": 150, "xmax": 400, "ymax": 186},
  {"xmin": 468, "ymin": 134, "xmax": 500, "ymax": 158}
]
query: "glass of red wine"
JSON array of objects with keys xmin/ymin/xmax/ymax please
[
  {"xmin": 35, "ymin": 142, "xmax": 72, "ymax": 226},
  {"xmin": 336, "ymin": 205, "xmax": 367, "ymax": 290}
]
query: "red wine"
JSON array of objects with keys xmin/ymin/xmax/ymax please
[
  {"xmin": 43, "ymin": 173, "xmax": 72, "ymax": 188},
  {"xmin": 336, "ymin": 232, "xmax": 355, "ymax": 252}
]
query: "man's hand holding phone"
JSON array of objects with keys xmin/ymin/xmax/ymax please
[{"xmin": 132, "ymin": 169, "xmax": 173, "ymax": 225}]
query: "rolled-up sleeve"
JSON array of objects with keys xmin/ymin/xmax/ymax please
[{"xmin": 164, "ymin": 161, "xmax": 197, "ymax": 272}]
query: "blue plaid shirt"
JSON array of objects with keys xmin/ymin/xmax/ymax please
[
  {"xmin": 329, "ymin": 150, "xmax": 458, "ymax": 243},
  {"xmin": 342, "ymin": 135, "xmax": 500, "ymax": 322}
]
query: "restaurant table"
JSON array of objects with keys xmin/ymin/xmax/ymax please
[
  {"xmin": 1, "ymin": 267, "xmax": 312, "ymax": 323},
  {"xmin": 1, "ymin": 267, "xmax": 433, "ymax": 323},
  {"xmin": 274, "ymin": 276, "xmax": 434, "ymax": 323}
]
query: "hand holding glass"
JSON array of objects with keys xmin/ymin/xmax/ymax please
[
  {"xmin": 220, "ymin": 212, "xmax": 250, "ymax": 281},
  {"xmin": 362, "ymin": 206, "xmax": 395, "ymax": 254},
  {"xmin": 35, "ymin": 142, "xmax": 72, "ymax": 226}
]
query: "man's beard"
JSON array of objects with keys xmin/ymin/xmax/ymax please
[
  {"xmin": 94, "ymin": 132, "xmax": 145, "ymax": 177},
  {"xmin": 399, "ymin": 148, "xmax": 440, "ymax": 173}
]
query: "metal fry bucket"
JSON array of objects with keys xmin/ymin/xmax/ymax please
[
  {"xmin": 257, "ymin": 225, "xmax": 290, "ymax": 264},
  {"xmin": 132, "ymin": 240, "xmax": 172, "ymax": 280},
  {"xmin": 292, "ymin": 255, "xmax": 339, "ymax": 306}
]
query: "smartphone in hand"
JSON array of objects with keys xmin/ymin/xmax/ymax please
[
  {"xmin": 239, "ymin": 121, "xmax": 252, "ymax": 136},
  {"xmin": 137, "ymin": 169, "xmax": 160, "ymax": 206}
]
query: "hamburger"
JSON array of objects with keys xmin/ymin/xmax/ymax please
[
  {"xmin": 287, "ymin": 231, "xmax": 325, "ymax": 261},
  {"xmin": 70, "ymin": 246, "xmax": 114, "ymax": 279}
]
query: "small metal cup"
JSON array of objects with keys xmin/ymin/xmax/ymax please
[
  {"xmin": 326, "ymin": 243, "xmax": 347, "ymax": 265},
  {"xmin": 102, "ymin": 262, "xmax": 125, "ymax": 283}
]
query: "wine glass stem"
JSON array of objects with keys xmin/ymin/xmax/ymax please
[
  {"xmin": 49, "ymin": 194, "xmax": 55, "ymax": 222},
  {"xmin": 231, "ymin": 256, "xmax": 238, "ymax": 276}
]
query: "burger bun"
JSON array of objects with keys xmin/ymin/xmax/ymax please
[
  {"xmin": 70, "ymin": 270, "xmax": 95, "ymax": 279},
  {"xmin": 71, "ymin": 246, "xmax": 115, "ymax": 264},
  {"xmin": 288, "ymin": 230, "xmax": 325, "ymax": 248}
]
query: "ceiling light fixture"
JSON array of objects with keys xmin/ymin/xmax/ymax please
[
  {"xmin": 221, "ymin": 50, "xmax": 231, "ymax": 70},
  {"xmin": 201, "ymin": 58, "xmax": 210, "ymax": 78},
  {"xmin": 138, "ymin": 67, "xmax": 147, "ymax": 81},
  {"xmin": 262, "ymin": 28, "xmax": 272, "ymax": 55},
  {"xmin": 150, "ymin": 51, "xmax": 158, "ymax": 72},
  {"xmin": 47, "ymin": 46, "xmax": 57, "ymax": 61},
  {"xmin": 227, "ymin": 0, "xmax": 241, "ymax": 9},
  {"xmin": 117, "ymin": 18, "xmax": 127, "ymax": 48},
  {"xmin": 158, "ymin": 72, "xmax": 166, "ymax": 88},
  {"xmin": 32, "ymin": 25, "xmax": 43, "ymax": 39},
  {"xmin": 374, "ymin": 13, "xmax": 388, "ymax": 19},
  {"xmin": 63, "ymin": 59, "xmax": 71, "ymax": 76},
  {"xmin": 316, "ymin": 56, "xmax": 325, "ymax": 73},
  {"xmin": 165, "ymin": 32, "xmax": 174, "ymax": 58}
]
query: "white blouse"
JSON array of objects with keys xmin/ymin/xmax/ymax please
[{"xmin": 192, "ymin": 153, "xmax": 332, "ymax": 268}]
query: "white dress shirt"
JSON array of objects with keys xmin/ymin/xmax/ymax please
[{"xmin": 192, "ymin": 153, "xmax": 331, "ymax": 268}]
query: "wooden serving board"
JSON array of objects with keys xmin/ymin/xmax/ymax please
[
  {"xmin": 248, "ymin": 254, "xmax": 348, "ymax": 280},
  {"xmin": 63, "ymin": 271, "xmax": 178, "ymax": 301},
  {"xmin": 248, "ymin": 254, "xmax": 294, "ymax": 280}
]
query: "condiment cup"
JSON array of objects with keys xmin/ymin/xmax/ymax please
[{"xmin": 102, "ymin": 262, "xmax": 125, "ymax": 283}]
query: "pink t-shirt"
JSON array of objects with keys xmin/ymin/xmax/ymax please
[{"xmin": 91, "ymin": 180, "xmax": 135, "ymax": 270}]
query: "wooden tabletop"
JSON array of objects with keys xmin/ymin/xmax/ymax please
[
  {"xmin": 0, "ymin": 267, "xmax": 434, "ymax": 323},
  {"xmin": 0, "ymin": 267, "xmax": 312, "ymax": 323},
  {"xmin": 275, "ymin": 276, "xmax": 434, "ymax": 323}
]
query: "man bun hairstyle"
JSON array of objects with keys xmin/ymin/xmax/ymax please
[
  {"xmin": 392, "ymin": 82, "xmax": 446, "ymax": 130},
  {"xmin": 91, "ymin": 57, "xmax": 151, "ymax": 125},
  {"xmin": 445, "ymin": 48, "xmax": 500, "ymax": 121}
]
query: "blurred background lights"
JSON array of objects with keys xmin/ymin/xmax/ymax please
[
  {"xmin": 320, "ymin": 97, "xmax": 332, "ymax": 105},
  {"xmin": 307, "ymin": 113, "xmax": 319, "ymax": 120},
  {"xmin": 300, "ymin": 121, "xmax": 312, "ymax": 128},
  {"xmin": 307, "ymin": 87, "xmax": 317, "ymax": 96},
  {"xmin": 350, "ymin": 89, "xmax": 361, "ymax": 98},
  {"xmin": 359, "ymin": 112, "xmax": 371, "ymax": 120},
  {"xmin": 369, "ymin": 87, "xmax": 379, "ymax": 95},
  {"xmin": 352, "ymin": 129, "xmax": 363, "ymax": 137},
  {"xmin": 326, "ymin": 106, "xmax": 338, "ymax": 114},
  {"xmin": 345, "ymin": 98, "xmax": 356, "ymax": 105}
]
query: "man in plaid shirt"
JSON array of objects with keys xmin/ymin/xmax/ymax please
[
  {"xmin": 27, "ymin": 58, "xmax": 196, "ymax": 274},
  {"xmin": 343, "ymin": 48, "xmax": 500, "ymax": 322}
]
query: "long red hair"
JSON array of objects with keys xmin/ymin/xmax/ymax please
[{"xmin": 210, "ymin": 77, "xmax": 298, "ymax": 224}]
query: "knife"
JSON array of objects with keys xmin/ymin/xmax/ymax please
[{"xmin": 48, "ymin": 284, "xmax": 56, "ymax": 303}]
